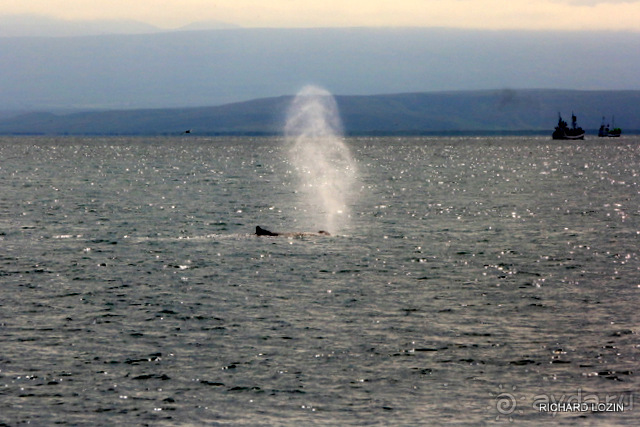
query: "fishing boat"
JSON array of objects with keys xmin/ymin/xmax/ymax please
[
  {"xmin": 598, "ymin": 116, "xmax": 622, "ymax": 138},
  {"xmin": 552, "ymin": 113, "xmax": 585, "ymax": 140}
]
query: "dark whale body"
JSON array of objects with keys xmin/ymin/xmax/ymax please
[
  {"xmin": 256, "ymin": 226, "xmax": 280, "ymax": 236},
  {"xmin": 255, "ymin": 226, "xmax": 330, "ymax": 237}
]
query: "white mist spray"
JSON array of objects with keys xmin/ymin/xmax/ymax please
[{"xmin": 285, "ymin": 86, "xmax": 357, "ymax": 234}]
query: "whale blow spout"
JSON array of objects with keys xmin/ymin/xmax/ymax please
[{"xmin": 285, "ymin": 85, "xmax": 357, "ymax": 235}]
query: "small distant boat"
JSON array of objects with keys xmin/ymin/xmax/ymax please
[
  {"xmin": 552, "ymin": 113, "xmax": 585, "ymax": 140},
  {"xmin": 598, "ymin": 116, "xmax": 622, "ymax": 138}
]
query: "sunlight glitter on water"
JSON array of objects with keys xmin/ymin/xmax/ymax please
[{"xmin": 0, "ymin": 135, "xmax": 638, "ymax": 425}]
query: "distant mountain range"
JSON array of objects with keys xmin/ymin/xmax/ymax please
[
  {"xmin": 1, "ymin": 27, "xmax": 639, "ymax": 112},
  {"xmin": 0, "ymin": 14, "xmax": 240, "ymax": 37},
  {"xmin": 1, "ymin": 89, "xmax": 638, "ymax": 135}
]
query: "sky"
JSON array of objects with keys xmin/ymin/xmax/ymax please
[{"xmin": 1, "ymin": 0, "xmax": 640, "ymax": 32}]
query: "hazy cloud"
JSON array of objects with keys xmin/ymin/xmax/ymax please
[
  {"xmin": 552, "ymin": 0, "xmax": 638, "ymax": 4},
  {"xmin": 1, "ymin": 1, "xmax": 640, "ymax": 31}
]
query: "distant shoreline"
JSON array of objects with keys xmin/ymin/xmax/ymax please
[
  {"xmin": 1, "ymin": 130, "xmax": 637, "ymax": 137},
  {"xmin": 1, "ymin": 90, "xmax": 639, "ymax": 137}
]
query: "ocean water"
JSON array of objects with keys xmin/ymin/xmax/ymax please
[{"xmin": 0, "ymin": 135, "xmax": 638, "ymax": 426}]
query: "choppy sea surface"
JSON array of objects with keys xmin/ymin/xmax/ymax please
[{"xmin": 1, "ymin": 135, "xmax": 639, "ymax": 426}]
